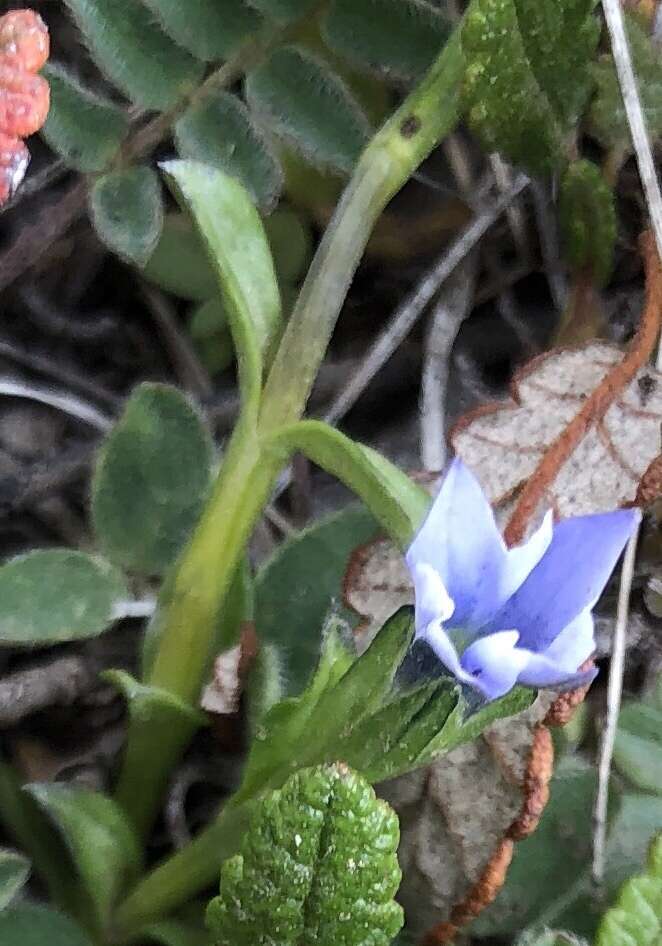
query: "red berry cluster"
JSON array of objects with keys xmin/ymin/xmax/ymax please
[{"xmin": 0, "ymin": 10, "xmax": 50, "ymax": 206}]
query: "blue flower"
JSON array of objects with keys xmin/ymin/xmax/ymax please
[{"xmin": 405, "ymin": 459, "xmax": 640, "ymax": 701}]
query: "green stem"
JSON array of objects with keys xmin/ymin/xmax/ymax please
[{"xmin": 113, "ymin": 23, "xmax": 466, "ymax": 924}]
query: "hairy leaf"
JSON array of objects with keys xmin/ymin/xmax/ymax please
[
  {"xmin": 595, "ymin": 833, "xmax": 662, "ymax": 946},
  {"xmin": 0, "ymin": 549, "xmax": 126, "ymax": 645},
  {"xmin": 144, "ymin": 213, "xmax": 219, "ymax": 301},
  {"xmin": 92, "ymin": 383, "xmax": 213, "ymax": 575},
  {"xmin": 0, "ymin": 904, "xmax": 93, "ymax": 946},
  {"xmin": 559, "ymin": 159, "xmax": 616, "ymax": 286},
  {"xmin": 245, "ymin": 45, "xmax": 371, "ymax": 173},
  {"xmin": 162, "ymin": 160, "xmax": 282, "ymax": 413},
  {"xmin": 90, "ymin": 166, "xmax": 164, "ymax": 266},
  {"xmin": 27, "ymin": 784, "xmax": 142, "ymax": 929},
  {"xmin": 141, "ymin": 0, "xmax": 261, "ymax": 61},
  {"xmin": 462, "ymin": 0, "xmax": 599, "ymax": 173},
  {"xmin": 0, "ymin": 849, "xmax": 30, "ymax": 910},
  {"xmin": 175, "ymin": 89, "xmax": 283, "ymax": 210},
  {"xmin": 590, "ymin": 14, "xmax": 662, "ymax": 150},
  {"xmin": 255, "ymin": 504, "xmax": 378, "ymax": 695},
  {"xmin": 323, "ymin": 0, "xmax": 450, "ymax": 81},
  {"xmin": 62, "ymin": 0, "xmax": 204, "ymax": 110},
  {"xmin": 41, "ymin": 63, "xmax": 128, "ymax": 171},
  {"xmin": 207, "ymin": 764, "xmax": 403, "ymax": 946}
]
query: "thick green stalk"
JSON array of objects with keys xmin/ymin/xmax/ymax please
[{"xmin": 113, "ymin": 26, "xmax": 466, "ymax": 926}]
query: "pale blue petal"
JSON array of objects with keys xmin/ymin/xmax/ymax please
[
  {"xmin": 460, "ymin": 630, "xmax": 529, "ymax": 700},
  {"xmin": 406, "ymin": 459, "xmax": 551, "ymax": 630},
  {"xmin": 420, "ymin": 617, "xmax": 471, "ymax": 684},
  {"xmin": 542, "ymin": 608, "xmax": 595, "ymax": 670},
  {"xmin": 517, "ymin": 655, "xmax": 597, "ymax": 690},
  {"xmin": 410, "ymin": 562, "xmax": 455, "ymax": 636},
  {"xmin": 482, "ymin": 508, "xmax": 640, "ymax": 652}
]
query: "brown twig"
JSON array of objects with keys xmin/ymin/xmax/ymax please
[{"xmin": 504, "ymin": 231, "xmax": 662, "ymax": 546}]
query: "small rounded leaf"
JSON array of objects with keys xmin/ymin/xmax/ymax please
[
  {"xmin": 188, "ymin": 298, "xmax": 235, "ymax": 376},
  {"xmin": 91, "ymin": 383, "xmax": 214, "ymax": 575},
  {"xmin": 245, "ymin": 46, "xmax": 371, "ymax": 173},
  {"xmin": 62, "ymin": 0, "xmax": 203, "ymax": 110},
  {"xmin": 0, "ymin": 905, "xmax": 93, "ymax": 946},
  {"xmin": 142, "ymin": 0, "xmax": 262, "ymax": 61},
  {"xmin": 323, "ymin": 0, "xmax": 450, "ymax": 81},
  {"xmin": 0, "ymin": 849, "xmax": 30, "ymax": 910},
  {"xmin": 246, "ymin": 0, "xmax": 317, "ymax": 23},
  {"xmin": 41, "ymin": 63, "xmax": 128, "ymax": 172},
  {"xmin": 175, "ymin": 90, "xmax": 283, "ymax": 210},
  {"xmin": 90, "ymin": 166, "xmax": 164, "ymax": 267},
  {"xmin": 144, "ymin": 213, "xmax": 218, "ymax": 301},
  {"xmin": 0, "ymin": 550, "xmax": 127, "ymax": 645}
]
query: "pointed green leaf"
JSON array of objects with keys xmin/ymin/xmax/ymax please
[
  {"xmin": 255, "ymin": 504, "xmax": 378, "ymax": 695},
  {"xmin": 144, "ymin": 213, "xmax": 219, "ymax": 301},
  {"xmin": 266, "ymin": 420, "xmax": 429, "ymax": 547},
  {"xmin": 559, "ymin": 159, "xmax": 616, "ymax": 286},
  {"xmin": 162, "ymin": 160, "xmax": 282, "ymax": 414},
  {"xmin": 0, "ymin": 550, "xmax": 126, "ymax": 645},
  {"xmin": 323, "ymin": 0, "xmax": 450, "ymax": 81},
  {"xmin": 590, "ymin": 14, "xmax": 662, "ymax": 150},
  {"xmin": 175, "ymin": 90, "xmax": 283, "ymax": 210},
  {"xmin": 62, "ymin": 0, "xmax": 204, "ymax": 110},
  {"xmin": 41, "ymin": 64, "xmax": 128, "ymax": 172},
  {"xmin": 207, "ymin": 764, "xmax": 403, "ymax": 945},
  {"xmin": 142, "ymin": 920, "xmax": 209, "ymax": 946},
  {"xmin": 142, "ymin": 0, "xmax": 261, "ymax": 61},
  {"xmin": 0, "ymin": 849, "xmax": 30, "ymax": 910},
  {"xmin": 90, "ymin": 166, "xmax": 164, "ymax": 266},
  {"xmin": 27, "ymin": 784, "xmax": 143, "ymax": 930},
  {"xmin": 596, "ymin": 834, "xmax": 662, "ymax": 946},
  {"xmin": 246, "ymin": 0, "xmax": 317, "ymax": 23},
  {"xmin": 462, "ymin": 0, "xmax": 599, "ymax": 174},
  {"xmin": 0, "ymin": 905, "xmax": 93, "ymax": 946},
  {"xmin": 245, "ymin": 46, "xmax": 371, "ymax": 173},
  {"xmin": 92, "ymin": 382, "xmax": 213, "ymax": 575}
]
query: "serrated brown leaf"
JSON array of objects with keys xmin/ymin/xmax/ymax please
[{"xmin": 451, "ymin": 342, "xmax": 662, "ymax": 527}]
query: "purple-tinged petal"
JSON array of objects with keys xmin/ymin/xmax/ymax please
[
  {"xmin": 542, "ymin": 608, "xmax": 595, "ymax": 670},
  {"xmin": 410, "ymin": 562, "xmax": 454, "ymax": 636},
  {"xmin": 406, "ymin": 459, "xmax": 552, "ymax": 630},
  {"xmin": 460, "ymin": 630, "xmax": 529, "ymax": 700},
  {"xmin": 482, "ymin": 507, "xmax": 640, "ymax": 652},
  {"xmin": 420, "ymin": 618, "xmax": 472, "ymax": 685},
  {"xmin": 517, "ymin": 656, "xmax": 597, "ymax": 690}
]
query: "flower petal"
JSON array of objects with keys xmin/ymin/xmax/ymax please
[
  {"xmin": 517, "ymin": 656, "xmax": 598, "ymax": 690},
  {"xmin": 410, "ymin": 562, "xmax": 455, "ymax": 635},
  {"xmin": 482, "ymin": 508, "xmax": 640, "ymax": 652},
  {"xmin": 406, "ymin": 459, "xmax": 552, "ymax": 630},
  {"xmin": 420, "ymin": 617, "xmax": 469, "ymax": 682},
  {"xmin": 542, "ymin": 607, "xmax": 595, "ymax": 670},
  {"xmin": 460, "ymin": 630, "xmax": 529, "ymax": 700}
]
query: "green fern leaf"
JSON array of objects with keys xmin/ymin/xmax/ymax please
[
  {"xmin": 206, "ymin": 764, "xmax": 403, "ymax": 946},
  {"xmin": 595, "ymin": 834, "xmax": 662, "ymax": 946},
  {"xmin": 559, "ymin": 159, "xmax": 616, "ymax": 285},
  {"xmin": 245, "ymin": 45, "xmax": 371, "ymax": 173},
  {"xmin": 462, "ymin": 0, "xmax": 600, "ymax": 173},
  {"xmin": 62, "ymin": 0, "xmax": 204, "ymax": 110},
  {"xmin": 175, "ymin": 90, "xmax": 283, "ymax": 210},
  {"xmin": 41, "ymin": 64, "xmax": 128, "ymax": 171},
  {"xmin": 141, "ymin": 0, "xmax": 262, "ymax": 62},
  {"xmin": 322, "ymin": 0, "xmax": 450, "ymax": 82}
]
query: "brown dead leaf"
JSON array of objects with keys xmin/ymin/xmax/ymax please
[{"xmin": 452, "ymin": 341, "xmax": 662, "ymax": 528}]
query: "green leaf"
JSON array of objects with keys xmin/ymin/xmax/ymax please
[
  {"xmin": 245, "ymin": 46, "xmax": 371, "ymax": 173},
  {"xmin": 40, "ymin": 64, "xmax": 128, "ymax": 172},
  {"xmin": 189, "ymin": 298, "xmax": 235, "ymax": 376},
  {"xmin": 175, "ymin": 90, "xmax": 283, "ymax": 211},
  {"xmin": 462, "ymin": 0, "xmax": 600, "ymax": 174},
  {"xmin": 265, "ymin": 420, "xmax": 429, "ymax": 547},
  {"xmin": 614, "ymin": 701, "xmax": 662, "ymax": 796},
  {"xmin": 90, "ymin": 167, "xmax": 164, "ymax": 267},
  {"xmin": 323, "ymin": 0, "xmax": 450, "ymax": 81},
  {"xmin": 596, "ymin": 834, "xmax": 662, "ymax": 946},
  {"xmin": 590, "ymin": 14, "xmax": 662, "ymax": 150},
  {"xmin": 207, "ymin": 764, "xmax": 403, "ymax": 945},
  {"xmin": 141, "ymin": 0, "xmax": 261, "ymax": 61},
  {"xmin": 0, "ymin": 550, "xmax": 126, "ymax": 645},
  {"xmin": 517, "ymin": 932, "xmax": 588, "ymax": 946},
  {"xmin": 264, "ymin": 206, "xmax": 312, "ymax": 285},
  {"xmin": 27, "ymin": 784, "xmax": 143, "ymax": 930},
  {"xmin": 92, "ymin": 383, "xmax": 213, "ymax": 575},
  {"xmin": 0, "ymin": 849, "xmax": 30, "ymax": 910},
  {"xmin": 559, "ymin": 159, "xmax": 616, "ymax": 286},
  {"xmin": 62, "ymin": 0, "xmax": 204, "ymax": 110},
  {"xmin": 245, "ymin": 0, "xmax": 317, "ymax": 23},
  {"xmin": 254, "ymin": 504, "xmax": 378, "ymax": 695},
  {"xmin": 0, "ymin": 904, "xmax": 93, "ymax": 946},
  {"xmin": 162, "ymin": 160, "xmax": 282, "ymax": 415},
  {"xmin": 141, "ymin": 919, "xmax": 209, "ymax": 946},
  {"xmin": 144, "ymin": 213, "xmax": 219, "ymax": 301}
]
